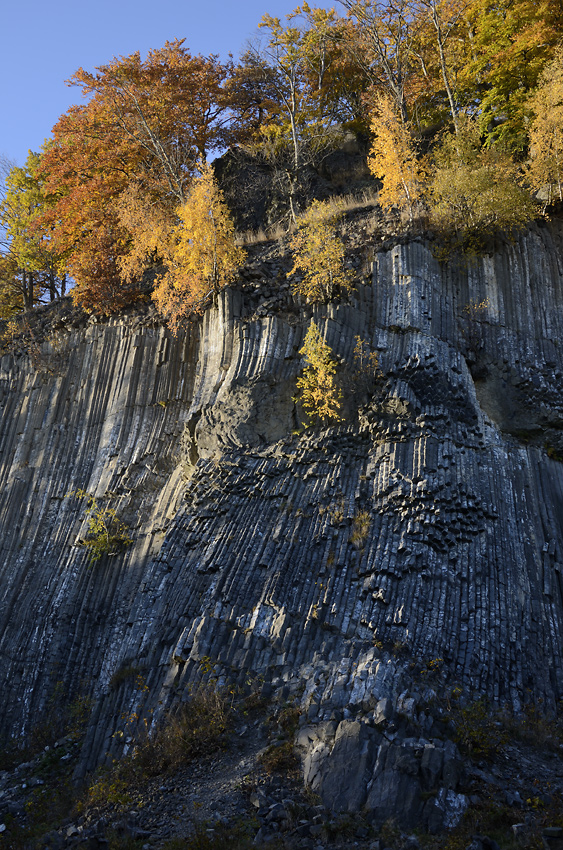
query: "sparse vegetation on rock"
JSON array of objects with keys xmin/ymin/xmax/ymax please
[
  {"xmin": 296, "ymin": 320, "xmax": 342, "ymax": 425},
  {"xmin": 69, "ymin": 490, "xmax": 132, "ymax": 563}
]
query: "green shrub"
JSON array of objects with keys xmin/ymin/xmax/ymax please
[
  {"xmin": 83, "ymin": 768, "xmax": 133, "ymax": 811},
  {"xmin": 109, "ymin": 664, "xmax": 143, "ymax": 690},
  {"xmin": 117, "ymin": 683, "xmax": 233, "ymax": 784},
  {"xmin": 428, "ymin": 118, "xmax": 536, "ymax": 256}
]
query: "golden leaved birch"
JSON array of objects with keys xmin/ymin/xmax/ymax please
[
  {"xmin": 297, "ymin": 320, "xmax": 342, "ymax": 425},
  {"xmin": 116, "ymin": 183, "xmax": 176, "ymax": 283},
  {"xmin": 368, "ymin": 95, "xmax": 426, "ymax": 222},
  {"xmin": 153, "ymin": 163, "xmax": 246, "ymax": 333},
  {"xmin": 289, "ymin": 199, "xmax": 353, "ymax": 302}
]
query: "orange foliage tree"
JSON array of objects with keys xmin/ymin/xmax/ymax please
[{"xmin": 36, "ymin": 40, "xmax": 230, "ymax": 314}]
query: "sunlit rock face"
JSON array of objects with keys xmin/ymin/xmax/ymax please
[{"xmin": 1, "ymin": 220, "xmax": 563, "ymax": 824}]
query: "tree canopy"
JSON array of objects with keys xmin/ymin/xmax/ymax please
[
  {"xmin": 152, "ymin": 163, "xmax": 246, "ymax": 334},
  {"xmin": 1, "ymin": 0, "xmax": 561, "ymax": 319},
  {"xmin": 289, "ymin": 198, "xmax": 353, "ymax": 301}
]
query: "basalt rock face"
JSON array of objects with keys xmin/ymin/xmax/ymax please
[{"xmin": 1, "ymin": 221, "xmax": 563, "ymax": 827}]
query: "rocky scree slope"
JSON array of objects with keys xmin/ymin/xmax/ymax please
[{"xmin": 1, "ymin": 219, "xmax": 563, "ymax": 828}]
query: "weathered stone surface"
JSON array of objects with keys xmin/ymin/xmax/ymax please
[
  {"xmin": 1, "ymin": 221, "xmax": 563, "ymax": 823},
  {"xmin": 305, "ymin": 720, "xmax": 379, "ymax": 811}
]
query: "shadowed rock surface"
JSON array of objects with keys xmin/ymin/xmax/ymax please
[{"xmin": 1, "ymin": 219, "xmax": 563, "ymax": 827}]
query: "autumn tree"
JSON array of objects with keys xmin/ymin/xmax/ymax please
[
  {"xmin": 459, "ymin": 0, "xmax": 563, "ymax": 151},
  {"xmin": 0, "ymin": 154, "xmax": 15, "ymax": 238},
  {"xmin": 427, "ymin": 118, "xmax": 536, "ymax": 249},
  {"xmin": 37, "ymin": 40, "xmax": 231, "ymax": 314},
  {"xmin": 368, "ymin": 94, "xmax": 426, "ymax": 220},
  {"xmin": 410, "ymin": 0, "xmax": 470, "ymax": 132},
  {"xmin": 297, "ymin": 320, "xmax": 342, "ymax": 425},
  {"xmin": 527, "ymin": 45, "xmax": 563, "ymax": 206},
  {"xmin": 38, "ymin": 102, "xmax": 136, "ymax": 313},
  {"xmin": 225, "ymin": 51, "xmax": 283, "ymax": 143},
  {"xmin": 0, "ymin": 156, "xmax": 23, "ymax": 316},
  {"xmin": 0, "ymin": 253, "xmax": 25, "ymax": 318},
  {"xmin": 239, "ymin": 7, "xmax": 350, "ymax": 221},
  {"xmin": 115, "ymin": 183, "xmax": 176, "ymax": 284},
  {"xmin": 295, "ymin": 4, "xmax": 370, "ymax": 131},
  {"xmin": 0, "ymin": 151, "xmax": 67, "ymax": 309},
  {"xmin": 289, "ymin": 198, "xmax": 353, "ymax": 301},
  {"xmin": 340, "ymin": 0, "xmax": 420, "ymax": 124},
  {"xmin": 152, "ymin": 163, "xmax": 246, "ymax": 333},
  {"xmin": 68, "ymin": 40, "xmax": 230, "ymax": 202}
]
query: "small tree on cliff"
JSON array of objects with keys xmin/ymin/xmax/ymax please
[
  {"xmin": 289, "ymin": 199, "xmax": 353, "ymax": 302},
  {"xmin": 427, "ymin": 118, "xmax": 536, "ymax": 251},
  {"xmin": 152, "ymin": 163, "xmax": 246, "ymax": 333},
  {"xmin": 297, "ymin": 320, "xmax": 342, "ymax": 425},
  {"xmin": 368, "ymin": 95, "xmax": 426, "ymax": 223}
]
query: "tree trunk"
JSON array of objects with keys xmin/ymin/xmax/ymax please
[
  {"xmin": 23, "ymin": 272, "xmax": 34, "ymax": 310},
  {"xmin": 430, "ymin": 0, "xmax": 459, "ymax": 133}
]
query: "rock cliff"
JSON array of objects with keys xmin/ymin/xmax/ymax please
[{"xmin": 1, "ymin": 218, "xmax": 563, "ymax": 827}]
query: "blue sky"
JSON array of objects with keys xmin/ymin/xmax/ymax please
[{"xmin": 1, "ymin": 0, "xmax": 306, "ymax": 166}]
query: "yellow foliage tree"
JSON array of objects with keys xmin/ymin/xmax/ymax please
[
  {"xmin": 289, "ymin": 199, "xmax": 354, "ymax": 302},
  {"xmin": 527, "ymin": 45, "xmax": 563, "ymax": 206},
  {"xmin": 428, "ymin": 118, "xmax": 536, "ymax": 250},
  {"xmin": 153, "ymin": 163, "xmax": 246, "ymax": 333},
  {"xmin": 368, "ymin": 95, "xmax": 426, "ymax": 222},
  {"xmin": 297, "ymin": 320, "xmax": 342, "ymax": 424},
  {"xmin": 115, "ymin": 183, "xmax": 176, "ymax": 283}
]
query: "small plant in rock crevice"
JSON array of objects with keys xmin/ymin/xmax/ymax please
[
  {"xmin": 339, "ymin": 335, "xmax": 384, "ymax": 411},
  {"xmin": 459, "ymin": 297, "xmax": 490, "ymax": 358},
  {"xmin": 546, "ymin": 442, "xmax": 563, "ymax": 462},
  {"xmin": 109, "ymin": 664, "xmax": 144, "ymax": 690},
  {"xmin": 350, "ymin": 509, "xmax": 371, "ymax": 549},
  {"xmin": 68, "ymin": 490, "xmax": 132, "ymax": 563}
]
